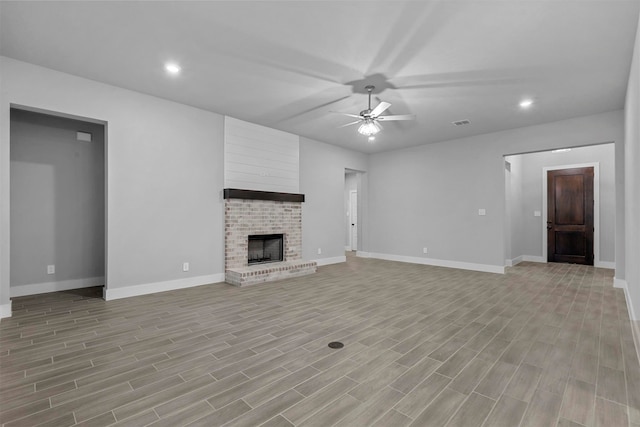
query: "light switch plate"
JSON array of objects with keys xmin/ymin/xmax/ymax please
[
  {"xmin": 534, "ymin": 211, "xmax": 541, "ymax": 217},
  {"xmin": 478, "ymin": 209, "xmax": 486, "ymax": 216}
]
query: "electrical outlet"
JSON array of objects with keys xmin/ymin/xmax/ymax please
[
  {"xmin": 47, "ymin": 265, "xmax": 55, "ymax": 275},
  {"xmin": 182, "ymin": 262, "xmax": 189, "ymax": 272},
  {"xmin": 423, "ymin": 247, "xmax": 428, "ymax": 254},
  {"xmin": 317, "ymin": 248, "xmax": 322, "ymax": 255},
  {"xmin": 478, "ymin": 209, "xmax": 486, "ymax": 216}
]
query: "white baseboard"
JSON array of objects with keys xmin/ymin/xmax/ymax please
[
  {"xmin": 367, "ymin": 252, "xmax": 505, "ymax": 274},
  {"xmin": 614, "ymin": 278, "xmax": 640, "ymax": 365},
  {"xmin": 631, "ymin": 320, "xmax": 640, "ymax": 366},
  {"xmin": 613, "ymin": 277, "xmax": 639, "ymax": 320},
  {"xmin": 314, "ymin": 256, "xmax": 346, "ymax": 267},
  {"xmin": 595, "ymin": 260, "xmax": 615, "ymax": 269},
  {"xmin": 522, "ymin": 255, "xmax": 546, "ymax": 263},
  {"xmin": 614, "ymin": 277, "xmax": 627, "ymax": 289},
  {"xmin": 506, "ymin": 256, "xmax": 524, "ymax": 267},
  {"xmin": 104, "ymin": 273, "xmax": 225, "ymax": 301},
  {"xmin": 344, "ymin": 246, "xmax": 351, "ymax": 251},
  {"xmin": 10, "ymin": 277, "xmax": 105, "ymax": 298},
  {"xmin": 356, "ymin": 251, "xmax": 371, "ymax": 258},
  {"xmin": 0, "ymin": 302, "xmax": 12, "ymax": 319}
]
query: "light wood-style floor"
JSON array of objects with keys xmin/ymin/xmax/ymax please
[{"xmin": 1, "ymin": 255, "xmax": 639, "ymax": 427}]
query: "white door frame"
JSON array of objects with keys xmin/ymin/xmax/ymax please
[
  {"xmin": 349, "ymin": 190, "xmax": 357, "ymax": 251},
  {"xmin": 542, "ymin": 162, "xmax": 603, "ymax": 266}
]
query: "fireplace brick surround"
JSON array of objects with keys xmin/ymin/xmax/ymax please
[{"xmin": 224, "ymin": 191, "xmax": 316, "ymax": 286}]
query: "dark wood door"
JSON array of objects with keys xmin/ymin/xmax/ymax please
[{"xmin": 547, "ymin": 167, "xmax": 594, "ymax": 265}]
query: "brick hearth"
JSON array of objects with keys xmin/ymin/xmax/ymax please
[{"xmin": 224, "ymin": 195, "xmax": 316, "ymax": 286}]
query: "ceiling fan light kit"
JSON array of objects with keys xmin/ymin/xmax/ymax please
[
  {"xmin": 334, "ymin": 85, "xmax": 415, "ymax": 139},
  {"xmin": 357, "ymin": 119, "xmax": 380, "ymax": 136}
]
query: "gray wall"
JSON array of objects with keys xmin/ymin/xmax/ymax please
[
  {"xmin": 0, "ymin": 56, "xmax": 225, "ymax": 303},
  {"xmin": 0, "ymin": 54, "xmax": 632, "ymax": 319},
  {"xmin": 10, "ymin": 109, "xmax": 105, "ymax": 287},
  {"xmin": 624, "ymin": 10, "xmax": 640, "ymax": 321},
  {"xmin": 0, "ymin": 57, "xmax": 369, "ymax": 311},
  {"xmin": 367, "ymin": 110, "xmax": 623, "ymax": 271},
  {"xmin": 300, "ymin": 137, "xmax": 368, "ymax": 263}
]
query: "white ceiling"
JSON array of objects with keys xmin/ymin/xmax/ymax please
[{"xmin": 1, "ymin": 1, "xmax": 638, "ymax": 154}]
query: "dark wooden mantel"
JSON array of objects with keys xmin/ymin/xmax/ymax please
[{"xmin": 223, "ymin": 188, "xmax": 305, "ymax": 203}]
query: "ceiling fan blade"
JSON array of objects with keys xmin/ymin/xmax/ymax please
[
  {"xmin": 377, "ymin": 114, "xmax": 416, "ymax": 121},
  {"xmin": 330, "ymin": 111, "xmax": 362, "ymax": 119},
  {"xmin": 370, "ymin": 101, "xmax": 391, "ymax": 117},
  {"xmin": 338, "ymin": 120, "xmax": 362, "ymax": 128}
]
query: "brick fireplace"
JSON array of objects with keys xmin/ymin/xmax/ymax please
[{"xmin": 224, "ymin": 189, "xmax": 317, "ymax": 286}]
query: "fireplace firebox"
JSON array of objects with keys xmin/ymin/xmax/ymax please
[{"xmin": 248, "ymin": 234, "xmax": 284, "ymax": 265}]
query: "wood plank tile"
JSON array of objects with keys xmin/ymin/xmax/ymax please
[
  {"xmin": 595, "ymin": 396, "xmax": 629, "ymax": 427},
  {"xmin": 409, "ymin": 387, "xmax": 467, "ymax": 427},
  {"xmin": 449, "ymin": 357, "xmax": 492, "ymax": 395},
  {"xmin": 394, "ymin": 372, "xmax": 451, "ymax": 419},
  {"xmin": 243, "ymin": 365, "xmax": 319, "ymax": 408},
  {"xmin": 596, "ymin": 364, "xmax": 627, "ymax": 405},
  {"xmin": 283, "ymin": 376, "xmax": 358, "ymax": 424},
  {"xmin": 348, "ymin": 362, "xmax": 407, "ymax": 401},
  {"xmin": 444, "ymin": 391, "xmax": 495, "ymax": 427},
  {"xmin": 474, "ymin": 361, "xmax": 518, "ymax": 400},
  {"xmin": 560, "ymin": 378, "xmax": 596, "ymax": 426},
  {"xmin": 153, "ymin": 372, "xmax": 248, "ymax": 418},
  {"xmin": 436, "ymin": 347, "xmax": 478, "ymax": 378},
  {"xmin": 296, "ymin": 394, "xmax": 361, "ymax": 427},
  {"xmin": 186, "ymin": 399, "xmax": 252, "ymax": 427},
  {"xmin": 333, "ymin": 387, "xmax": 405, "ymax": 427},
  {"xmin": 390, "ymin": 355, "xmax": 441, "ymax": 394},
  {"xmin": 483, "ymin": 394, "xmax": 527, "ymax": 427},
  {"xmin": 504, "ymin": 363, "xmax": 542, "ymax": 402},
  {"xmin": 0, "ymin": 258, "xmax": 631, "ymax": 427}
]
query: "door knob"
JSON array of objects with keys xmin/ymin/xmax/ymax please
[{"xmin": 547, "ymin": 225, "xmax": 552, "ymax": 230}]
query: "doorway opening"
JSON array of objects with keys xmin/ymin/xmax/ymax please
[
  {"xmin": 344, "ymin": 169, "xmax": 362, "ymax": 253},
  {"xmin": 9, "ymin": 107, "xmax": 107, "ymax": 298},
  {"xmin": 503, "ymin": 143, "xmax": 614, "ymax": 269}
]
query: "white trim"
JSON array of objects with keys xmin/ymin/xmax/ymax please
[
  {"xmin": 356, "ymin": 251, "xmax": 371, "ymax": 258},
  {"xmin": 344, "ymin": 246, "xmax": 351, "ymax": 251},
  {"xmin": 104, "ymin": 273, "xmax": 225, "ymax": 301},
  {"xmin": 617, "ymin": 279, "xmax": 639, "ymax": 321},
  {"xmin": 631, "ymin": 320, "xmax": 640, "ymax": 368},
  {"xmin": 542, "ymin": 163, "xmax": 601, "ymax": 266},
  {"xmin": 611, "ymin": 278, "xmax": 640, "ymax": 357},
  {"xmin": 367, "ymin": 252, "xmax": 505, "ymax": 274},
  {"xmin": 506, "ymin": 256, "xmax": 524, "ymax": 267},
  {"xmin": 314, "ymin": 256, "xmax": 346, "ymax": 267},
  {"xmin": 0, "ymin": 302, "xmax": 12, "ymax": 319},
  {"xmin": 595, "ymin": 261, "xmax": 615, "ymax": 269},
  {"xmin": 614, "ymin": 277, "xmax": 627, "ymax": 289},
  {"xmin": 10, "ymin": 277, "xmax": 105, "ymax": 297},
  {"xmin": 522, "ymin": 255, "xmax": 546, "ymax": 263},
  {"xmin": 349, "ymin": 190, "xmax": 358, "ymax": 251}
]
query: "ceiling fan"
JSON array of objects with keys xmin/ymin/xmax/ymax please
[{"xmin": 333, "ymin": 85, "xmax": 415, "ymax": 138}]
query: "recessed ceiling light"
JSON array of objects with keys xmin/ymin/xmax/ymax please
[
  {"xmin": 368, "ymin": 136, "xmax": 376, "ymax": 142},
  {"xmin": 519, "ymin": 99, "xmax": 534, "ymax": 109},
  {"xmin": 552, "ymin": 148, "xmax": 572, "ymax": 153},
  {"xmin": 164, "ymin": 62, "xmax": 181, "ymax": 75}
]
